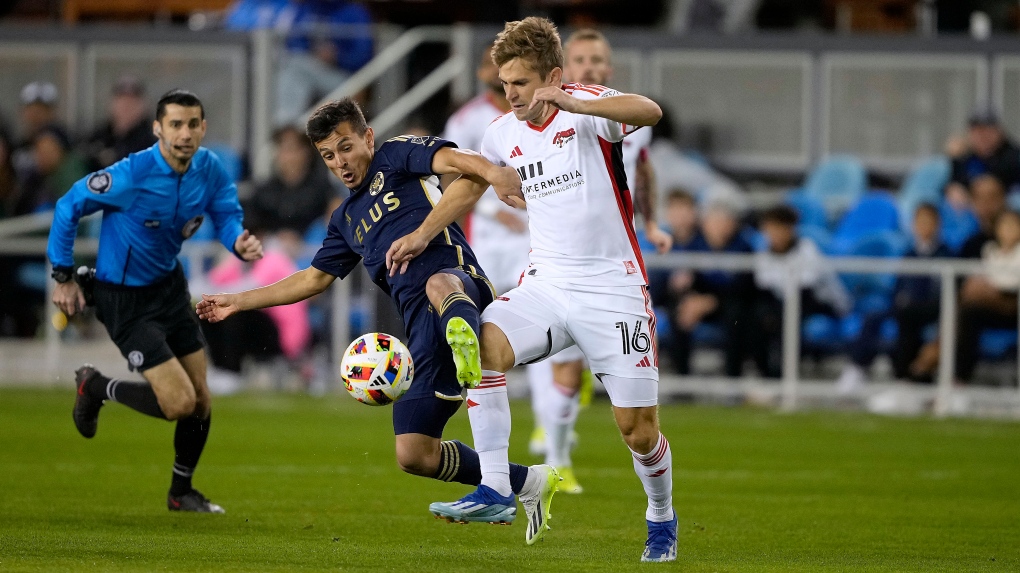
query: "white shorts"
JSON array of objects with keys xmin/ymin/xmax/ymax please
[
  {"xmin": 482, "ymin": 278, "xmax": 659, "ymax": 407},
  {"xmin": 549, "ymin": 344, "xmax": 586, "ymax": 365},
  {"xmin": 472, "ymin": 241, "xmax": 530, "ymax": 295}
]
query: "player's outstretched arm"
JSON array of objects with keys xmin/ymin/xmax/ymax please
[
  {"xmin": 386, "ymin": 174, "xmax": 491, "ymax": 276},
  {"xmin": 196, "ymin": 266, "xmax": 336, "ymax": 323},
  {"xmin": 431, "ymin": 147, "xmax": 523, "ymax": 206},
  {"xmin": 531, "ymin": 87, "xmax": 662, "ymax": 127}
]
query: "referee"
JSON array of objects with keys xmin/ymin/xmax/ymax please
[{"xmin": 47, "ymin": 89, "xmax": 263, "ymax": 513}]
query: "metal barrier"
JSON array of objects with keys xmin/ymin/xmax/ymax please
[{"xmin": 645, "ymin": 251, "xmax": 1019, "ymax": 417}]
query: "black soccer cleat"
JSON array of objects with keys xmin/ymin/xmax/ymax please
[
  {"xmin": 168, "ymin": 489, "xmax": 226, "ymax": 514},
  {"xmin": 72, "ymin": 364, "xmax": 104, "ymax": 439}
]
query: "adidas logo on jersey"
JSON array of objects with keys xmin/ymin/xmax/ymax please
[
  {"xmin": 635, "ymin": 356, "xmax": 652, "ymax": 368},
  {"xmin": 509, "ymin": 145, "xmax": 523, "ymax": 158}
]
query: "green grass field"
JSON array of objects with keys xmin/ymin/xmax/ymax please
[{"xmin": 0, "ymin": 388, "xmax": 1017, "ymax": 572}]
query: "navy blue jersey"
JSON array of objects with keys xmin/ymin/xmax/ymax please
[{"xmin": 311, "ymin": 136, "xmax": 489, "ymax": 317}]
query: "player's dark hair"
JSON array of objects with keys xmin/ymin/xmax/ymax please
[
  {"xmin": 306, "ymin": 97, "xmax": 368, "ymax": 144},
  {"xmin": 156, "ymin": 89, "xmax": 204, "ymax": 121},
  {"xmin": 666, "ymin": 188, "xmax": 695, "ymax": 206},
  {"xmin": 760, "ymin": 204, "xmax": 799, "ymax": 227},
  {"xmin": 914, "ymin": 202, "xmax": 940, "ymax": 220},
  {"xmin": 492, "ymin": 17, "xmax": 563, "ymax": 79}
]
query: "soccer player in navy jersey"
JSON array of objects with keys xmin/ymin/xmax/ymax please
[{"xmin": 196, "ymin": 98, "xmax": 560, "ymax": 542}]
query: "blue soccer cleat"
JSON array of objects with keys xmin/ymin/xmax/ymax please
[
  {"xmin": 641, "ymin": 514, "xmax": 678, "ymax": 562},
  {"xmin": 429, "ymin": 485, "xmax": 516, "ymax": 524}
]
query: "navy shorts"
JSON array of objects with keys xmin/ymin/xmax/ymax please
[{"xmin": 392, "ymin": 268, "xmax": 495, "ymax": 438}]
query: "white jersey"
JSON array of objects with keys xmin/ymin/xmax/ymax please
[
  {"xmin": 444, "ymin": 93, "xmax": 530, "ymax": 291},
  {"xmin": 480, "ymin": 83, "xmax": 647, "ymax": 287},
  {"xmin": 621, "ymin": 123, "xmax": 651, "ymax": 192}
]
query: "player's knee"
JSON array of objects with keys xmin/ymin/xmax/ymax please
[
  {"xmin": 480, "ymin": 323, "xmax": 514, "ymax": 372},
  {"xmin": 395, "ymin": 449, "xmax": 436, "ymax": 477},
  {"xmin": 617, "ymin": 409, "xmax": 660, "ymax": 454},
  {"xmin": 425, "ymin": 273, "xmax": 462, "ymax": 309},
  {"xmin": 193, "ymin": 389, "xmax": 211, "ymax": 419},
  {"xmin": 163, "ymin": 385, "xmax": 198, "ymax": 420}
]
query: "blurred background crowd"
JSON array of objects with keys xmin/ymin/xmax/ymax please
[{"xmin": 2, "ymin": 0, "xmax": 1020, "ymax": 400}]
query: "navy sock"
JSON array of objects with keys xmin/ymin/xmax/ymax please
[
  {"xmin": 433, "ymin": 441, "xmax": 530, "ymax": 496},
  {"xmin": 439, "ymin": 292, "xmax": 480, "ymax": 337},
  {"xmin": 509, "ymin": 462, "xmax": 529, "ymax": 495},
  {"xmin": 434, "ymin": 440, "xmax": 481, "ymax": 486},
  {"xmin": 170, "ymin": 413, "xmax": 211, "ymax": 496},
  {"xmin": 105, "ymin": 379, "xmax": 167, "ymax": 420}
]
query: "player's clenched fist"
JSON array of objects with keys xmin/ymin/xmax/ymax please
[
  {"xmin": 233, "ymin": 229, "xmax": 264, "ymax": 262},
  {"xmin": 196, "ymin": 294, "xmax": 240, "ymax": 323}
]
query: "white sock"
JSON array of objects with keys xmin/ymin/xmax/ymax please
[
  {"xmin": 526, "ymin": 361, "xmax": 552, "ymax": 434},
  {"xmin": 467, "ymin": 370, "xmax": 512, "ymax": 497},
  {"xmin": 631, "ymin": 433, "xmax": 674, "ymax": 523},
  {"xmin": 542, "ymin": 383, "xmax": 579, "ymax": 468}
]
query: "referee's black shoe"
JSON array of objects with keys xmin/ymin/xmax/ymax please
[
  {"xmin": 168, "ymin": 489, "xmax": 226, "ymax": 514},
  {"xmin": 72, "ymin": 364, "xmax": 104, "ymax": 439}
]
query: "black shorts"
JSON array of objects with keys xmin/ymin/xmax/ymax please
[
  {"xmin": 391, "ymin": 268, "xmax": 495, "ymax": 438},
  {"xmin": 93, "ymin": 265, "xmax": 205, "ymax": 372}
]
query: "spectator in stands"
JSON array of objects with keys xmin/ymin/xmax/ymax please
[
  {"xmin": 224, "ymin": 0, "xmax": 374, "ymax": 126},
  {"xmin": 13, "ymin": 81, "xmax": 62, "ymax": 180},
  {"xmin": 753, "ymin": 205, "xmax": 850, "ymax": 378},
  {"xmin": 15, "ymin": 125, "xmax": 87, "ymax": 215},
  {"xmin": 0, "ymin": 124, "xmax": 17, "ymax": 218},
  {"xmin": 837, "ymin": 203, "xmax": 951, "ymax": 390},
  {"xmin": 83, "ymin": 75, "xmax": 155, "ymax": 171},
  {"xmin": 665, "ymin": 199, "xmax": 753, "ymax": 376},
  {"xmin": 244, "ymin": 125, "xmax": 339, "ymax": 244},
  {"xmin": 648, "ymin": 189, "xmax": 699, "ymax": 305},
  {"xmin": 954, "ymin": 210, "xmax": 1020, "ymax": 384},
  {"xmin": 945, "ymin": 110, "xmax": 1020, "ymax": 208},
  {"xmin": 201, "ymin": 233, "xmax": 311, "ymax": 393},
  {"xmin": 960, "ymin": 174, "xmax": 1008, "ymax": 258}
]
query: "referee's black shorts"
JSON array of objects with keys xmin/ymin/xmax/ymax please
[{"xmin": 94, "ymin": 265, "xmax": 205, "ymax": 372}]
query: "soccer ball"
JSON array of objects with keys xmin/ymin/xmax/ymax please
[{"xmin": 340, "ymin": 333, "xmax": 414, "ymax": 406}]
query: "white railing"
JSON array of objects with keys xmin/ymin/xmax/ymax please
[{"xmin": 645, "ymin": 252, "xmax": 1020, "ymax": 417}]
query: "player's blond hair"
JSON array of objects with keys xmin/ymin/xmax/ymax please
[
  {"xmin": 564, "ymin": 28, "xmax": 611, "ymax": 56},
  {"xmin": 491, "ymin": 17, "xmax": 563, "ymax": 79}
]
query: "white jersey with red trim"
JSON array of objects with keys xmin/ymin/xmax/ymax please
[
  {"xmin": 621, "ymin": 123, "xmax": 651, "ymax": 191},
  {"xmin": 479, "ymin": 83, "xmax": 647, "ymax": 287},
  {"xmin": 444, "ymin": 93, "xmax": 531, "ymax": 291}
]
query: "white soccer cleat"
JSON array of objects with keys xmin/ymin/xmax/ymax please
[{"xmin": 519, "ymin": 464, "xmax": 560, "ymax": 545}]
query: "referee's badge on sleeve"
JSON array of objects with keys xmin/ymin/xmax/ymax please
[{"xmin": 87, "ymin": 171, "xmax": 112, "ymax": 194}]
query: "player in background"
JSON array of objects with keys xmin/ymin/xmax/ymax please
[
  {"xmin": 196, "ymin": 98, "xmax": 560, "ymax": 543},
  {"xmin": 388, "ymin": 17, "xmax": 677, "ymax": 561},
  {"xmin": 442, "ymin": 42, "xmax": 563, "ymax": 475},
  {"xmin": 50, "ymin": 89, "xmax": 264, "ymax": 513},
  {"xmin": 530, "ymin": 28, "xmax": 674, "ymax": 495}
]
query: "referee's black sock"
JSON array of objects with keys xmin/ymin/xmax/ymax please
[
  {"xmin": 103, "ymin": 379, "xmax": 167, "ymax": 419},
  {"xmin": 438, "ymin": 292, "xmax": 480, "ymax": 336},
  {"xmin": 170, "ymin": 413, "xmax": 211, "ymax": 496}
]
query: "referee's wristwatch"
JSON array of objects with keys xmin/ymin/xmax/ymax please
[{"xmin": 51, "ymin": 266, "xmax": 75, "ymax": 284}]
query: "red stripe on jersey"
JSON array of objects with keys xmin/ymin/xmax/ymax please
[
  {"xmin": 526, "ymin": 109, "xmax": 559, "ymax": 132},
  {"xmin": 643, "ymin": 285, "xmax": 659, "ymax": 366},
  {"xmin": 597, "ymin": 136, "xmax": 647, "ymax": 283}
]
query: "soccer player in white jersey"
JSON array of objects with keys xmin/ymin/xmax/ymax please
[
  {"xmin": 531, "ymin": 28, "xmax": 674, "ymax": 496},
  {"xmin": 443, "ymin": 44, "xmax": 561, "ymax": 468},
  {"xmin": 387, "ymin": 17, "xmax": 677, "ymax": 562}
]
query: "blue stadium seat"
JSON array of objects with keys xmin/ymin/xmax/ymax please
[
  {"xmin": 898, "ymin": 156, "xmax": 950, "ymax": 231},
  {"xmin": 939, "ymin": 201, "xmax": 979, "ymax": 254},
  {"xmin": 205, "ymin": 143, "xmax": 244, "ymax": 182},
  {"xmin": 785, "ymin": 192, "xmax": 829, "ymax": 229},
  {"xmin": 802, "ymin": 155, "xmax": 867, "ymax": 216},
  {"xmin": 830, "ymin": 193, "xmax": 903, "ymax": 255},
  {"xmin": 979, "ymin": 329, "xmax": 1017, "ymax": 360}
]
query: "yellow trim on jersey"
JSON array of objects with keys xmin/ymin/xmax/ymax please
[
  {"xmin": 455, "ymin": 245, "xmax": 465, "ymax": 266},
  {"xmin": 419, "ymin": 177, "xmax": 453, "ymax": 245},
  {"xmin": 434, "ymin": 391, "xmax": 465, "ymax": 402}
]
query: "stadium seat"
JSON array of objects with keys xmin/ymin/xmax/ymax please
[
  {"xmin": 785, "ymin": 192, "xmax": 829, "ymax": 229},
  {"xmin": 205, "ymin": 143, "xmax": 244, "ymax": 182},
  {"xmin": 802, "ymin": 155, "xmax": 867, "ymax": 217},
  {"xmin": 979, "ymin": 329, "xmax": 1017, "ymax": 360},
  {"xmin": 898, "ymin": 156, "xmax": 950, "ymax": 231},
  {"xmin": 830, "ymin": 193, "xmax": 903, "ymax": 255}
]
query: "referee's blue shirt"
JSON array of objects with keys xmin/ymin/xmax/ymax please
[{"xmin": 47, "ymin": 143, "xmax": 245, "ymax": 286}]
